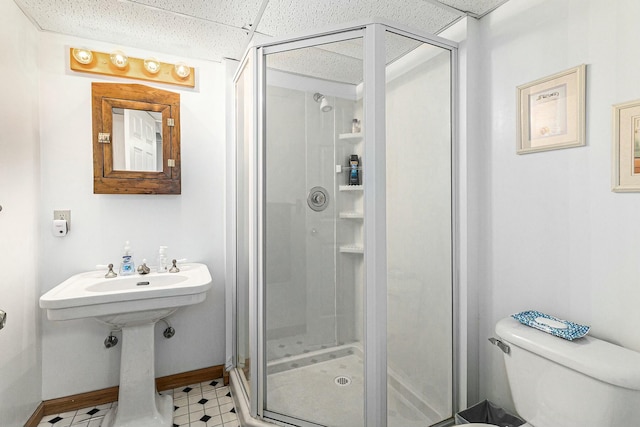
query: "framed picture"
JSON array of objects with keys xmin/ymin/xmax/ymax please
[
  {"xmin": 516, "ymin": 64, "xmax": 586, "ymax": 154},
  {"xmin": 612, "ymin": 99, "xmax": 640, "ymax": 192}
]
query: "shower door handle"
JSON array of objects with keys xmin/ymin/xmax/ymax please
[{"xmin": 0, "ymin": 310, "xmax": 6, "ymax": 330}]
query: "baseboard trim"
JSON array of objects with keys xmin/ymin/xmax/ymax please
[
  {"xmin": 24, "ymin": 365, "xmax": 225, "ymax": 427},
  {"xmin": 155, "ymin": 365, "xmax": 225, "ymax": 391},
  {"xmin": 24, "ymin": 402, "xmax": 44, "ymax": 427}
]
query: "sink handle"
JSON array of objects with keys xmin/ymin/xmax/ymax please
[
  {"xmin": 169, "ymin": 259, "xmax": 180, "ymax": 273},
  {"xmin": 104, "ymin": 264, "xmax": 118, "ymax": 278},
  {"xmin": 97, "ymin": 264, "xmax": 118, "ymax": 278}
]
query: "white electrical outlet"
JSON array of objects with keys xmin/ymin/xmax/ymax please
[{"xmin": 53, "ymin": 210, "xmax": 71, "ymax": 231}]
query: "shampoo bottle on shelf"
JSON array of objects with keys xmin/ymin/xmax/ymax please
[
  {"xmin": 156, "ymin": 246, "xmax": 169, "ymax": 273},
  {"xmin": 119, "ymin": 241, "xmax": 135, "ymax": 276},
  {"xmin": 351, "ymin": 118, "xmax": 361, "ymax": 133},
  {"xmin": 349, "ymin": 154, "xmax": 360, "ymax": 185}
]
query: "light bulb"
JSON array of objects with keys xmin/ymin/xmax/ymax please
[
  {"xmin": 109, "ymin": 50, "xmax": 128, "ymax": 68},
  {"xmin": 174, "ymin": 62, "xmax": 190, "ymax": 79},
  {"xmin": 72, "ymin": 48, "xmax": 93, "ymax": 65},
  {"xmin": 144, "ymin": 57, "xmax": 161, "ymax": 74}
]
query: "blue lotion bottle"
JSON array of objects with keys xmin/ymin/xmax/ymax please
[{"xmin": 119, "ymin": 241, "xmax": 135, "ymax": 276}]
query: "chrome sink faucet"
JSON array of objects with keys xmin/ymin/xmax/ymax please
[{"xmin": 137, "ymin": 260, "xmax": 151, "ymax": 275}]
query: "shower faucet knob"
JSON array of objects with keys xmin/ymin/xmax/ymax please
[{"xmin": 312, "ymin": 193, "xmax": 325, "ymax": 204}]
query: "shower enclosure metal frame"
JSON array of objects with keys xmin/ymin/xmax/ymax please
[{"xmin": 228, "ymin": 18, "xmax": 460, "ymax": 427}]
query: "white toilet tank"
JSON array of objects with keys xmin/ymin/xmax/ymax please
[{"xmin": 495, "ymin": 317, "xmax": 640, "ymax": 427}]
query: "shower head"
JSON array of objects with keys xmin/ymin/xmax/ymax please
[
  {"xmin": 313, "ymin": 92, "xmax": 333, "ymax": 113},
  {"xmin": 320, "ymin": 98, "xmax": 332, "ymax": 112}
]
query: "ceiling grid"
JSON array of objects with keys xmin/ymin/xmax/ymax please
[{"xmin": 14, "ymin": 0, "xmax": 508, "ymax": 63}]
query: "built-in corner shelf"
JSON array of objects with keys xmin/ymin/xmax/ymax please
[
  {"xmin": 339, "ymin": 245, "xmax": 364, "ymax": 254},
  {"xmin": 339, "ymin": 211, "xmax": 364, "ymax": 219},
  {"xmin": 339, "ymin": 185, "xmax": 363, "ymax": 192},
  {"xmin": 338, "ymin": 132, "xmax": 363, "ymax": 142}
]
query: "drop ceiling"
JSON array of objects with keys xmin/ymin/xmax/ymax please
[{"xmin": 14, "ymin": 0, "xmax": 508, "ymax": 64}]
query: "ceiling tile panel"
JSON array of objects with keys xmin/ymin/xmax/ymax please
[
  {"xmin": 313, "ymin": 33, "xmax": 422, "ymax": 66},
  {"xmin": 258, "ymin": 0, "xmax": 462, "ymax": 38},
  {"xmin": 127, "ymin": 0, "xmax": 263, "ymax": 28},
  {"xmin": 15, "ymin": 0, "xmax": 250, "ymax": 61},
  {"xmin": 436, "ymin": 0, "xmax": 508, "ymax": 16},
  {"xmin": 267, "ymin": 43, "xmax": 364, "ymax": 85},
  {"xmin": 14, "ymin": 0, "xmax": 510, "ymax": 63}
]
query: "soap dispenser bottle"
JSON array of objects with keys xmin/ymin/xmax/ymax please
[
  {"xmin": 119, "ymin": 241, "xmax": 135, "ymax": 276},
  {"xmin": 156, "ymin": 246, "xmax": 169, "ymax": 273}
]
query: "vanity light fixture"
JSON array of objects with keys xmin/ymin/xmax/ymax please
[
  {"xmin": 72, "ymin": 47, "xmax": 93, "ymax": 64},
  {"xmin": 109, "ymin": 50, "xmax": 129, "ymax": 68},
  {"xmin": 143, "ymin": 57, "xmax": 161, "ymax": 74},
  {"xmin": 174, "ymin": 62, "xmax": 190, "ymax": 79},
  {"xmin": 69, "ymin": 47, "xmax": 195, "ymax": 88}
]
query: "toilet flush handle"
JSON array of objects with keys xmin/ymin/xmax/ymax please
[{"xmin": 489, "ymin": 337, "xmax": 510, "ymax": 354}]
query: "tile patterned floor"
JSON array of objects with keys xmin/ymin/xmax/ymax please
[{"xmin": 37, "ymin": 378, "xmax": 238, "ymax": 427}]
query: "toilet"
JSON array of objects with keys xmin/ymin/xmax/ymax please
[{"xmin": 472, "ymin": 316, "xmax": 640, "ymax": 427}]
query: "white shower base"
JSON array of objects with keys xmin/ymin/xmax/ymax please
[{"xmin": 232, "ymin": 346, "xmax": 441, "ymax": 427}]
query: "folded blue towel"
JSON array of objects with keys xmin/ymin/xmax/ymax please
[{"xmin": 512, "ymin": 310, "xmax": 590, "ymax": 341}]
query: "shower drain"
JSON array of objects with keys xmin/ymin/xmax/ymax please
[{"xmin": 334, "ymin": 376, "xmax": 352, "ymax": 387}]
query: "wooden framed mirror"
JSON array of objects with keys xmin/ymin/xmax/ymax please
[{"xmin": 92, "ymin": 82, "xmax": 181, "ymax": 194}]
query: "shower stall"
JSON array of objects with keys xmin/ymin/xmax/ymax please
[{"xmin": 229, "ymin": 19, "xmax": 457, "ymax": 427}]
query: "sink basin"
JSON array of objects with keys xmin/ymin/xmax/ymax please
[
  {"xmin": 39, "ymin": 262, "xmax": 212, "ymax": 427},
  {"xmin": 40, "ymin": 262, "xmax": 211, "ymax": 326}
]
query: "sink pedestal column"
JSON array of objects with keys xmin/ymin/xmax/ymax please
[{"xmin": 102, "ymin": 321, "xmax": 172, "ymax": 427}]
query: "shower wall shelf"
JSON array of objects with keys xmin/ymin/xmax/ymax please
[
  {"xmin": 339, "ymin": 212, "xmax": 364, "ymax": 219},
  {"xmin": 339, "ymin": 245, "xmax": 364, "ymax": 254},
  {"xmin": 339, "ymin": 185, "xmax": 363, "ymax": 191},
  {"xmin": 338, "ymin": 132, "xmax": 363, "ymax": 141}
]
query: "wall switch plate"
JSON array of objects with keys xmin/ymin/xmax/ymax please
[{"xmin": 53, "ymin": 210, "xmax": 71, "ymax": 231}]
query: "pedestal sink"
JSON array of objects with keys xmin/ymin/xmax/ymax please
[{"xmin": 39, "ymin": 263, "xmax": 212, "ymax": 427}]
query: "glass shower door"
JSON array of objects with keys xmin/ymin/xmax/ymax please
[
  {"xmin": 261, "ymin": 34, "xmax": 365, "ymax": 427},
  {"xmin": 235, "ymin": 53, "xmax": 253, "ymax": 400},
  {"xmin": 384, "ymin": 30, "xmax": 453, "ymax": 426}
]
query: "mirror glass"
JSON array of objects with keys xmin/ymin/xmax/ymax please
[{"xmin": 112, "ymin": 108, "xmax": 163, "ymax": 172}]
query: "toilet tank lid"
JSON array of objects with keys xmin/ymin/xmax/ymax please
[{"xmin": 496, "ymin": 317, "xmax": 640, "ymax": 391}]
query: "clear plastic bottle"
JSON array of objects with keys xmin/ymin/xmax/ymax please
[
  {"xmin": 156, "ymin": 246, "xmax": 169, "ymax": 273},
  {"xmin": 119, "ymin": 241, "xmax": 135, "ymax": 276},
  {"xmin": 352, "ymin": 118, "xmax": 361, "ymax": 133}
]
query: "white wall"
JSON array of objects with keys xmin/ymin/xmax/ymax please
[
  {"xmin": 37, "ymin": 33, "xmax": 226, "ymax": 399},
  {"xmin": 0, "ymin": 2, "xmax": 42, "ymax": 425},
  {"xmin": 475, "ymin": 0, "xmax": 640, "ymax": 411}
]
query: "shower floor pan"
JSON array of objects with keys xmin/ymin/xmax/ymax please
[{"xmin": 265, "ymin": 346, "xmax": 441, "ymax": 427}]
